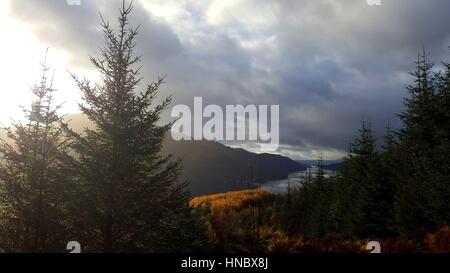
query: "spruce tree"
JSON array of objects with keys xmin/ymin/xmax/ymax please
[
  {"xmin": 312, "ymin": 156, "xmax": 331, "ymax": 237},
  {"xmin": 378, "ymin": 122, "xmax": 398, "ymax": 235},
  {"xmin": 335, "ymin": 119, "xmax": 384, "ymax": 238},
  {"xmin": 0, "ymin": 53, "xmax": 72, "ymax": 252},
  {"xmin": 65, "ymin": 1, "xmax": 207, "ymax": 252},
  {"xmin": 315, "ymin": 156, "xmax": 326, "ymax": 184},
  {"xmin": 421, "ymin": 51, "xmax": 450, "ymax": 228},
  {"xmin": 394, "ymin": 49, "xmax": 439, "ymax": 233},
  {"xmin": 287, "ymin": 159, "xmax": 333, "ymax": 238}
]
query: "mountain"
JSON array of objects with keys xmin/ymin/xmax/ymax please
[
  {"xmin": 297, "ymin": 159, "xmax": 342, "ymax": 166},
  {"xmin": 323, "ymin": 162, "xmax": 344, "ymax": 171},
  {"xmin": 15, "ymin": 114, "xmax": 305, "ymax": 195},
  {"xmin": 163, "ymin": 137, "xmax": 307, "ymax": 195}
]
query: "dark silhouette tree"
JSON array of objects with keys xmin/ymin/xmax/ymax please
[
  {"xmin": 64, "ymin": 1, "xmax": 208, "ymax": 252},
  {"xmin": 0, "ymin": 52, "xmax": 72, "ymax": 252},
  {"xmin": 394, "ymin": 49, "xmax": 439, "ymax": 234},
  {"xmin": 427, "ymin": 52, "xmax": 450, "ymax": 228},
  {"xmin": 378, "ymin": 122, "xmax": 398, "ymax": 234},
  {"xmin": 334, "ymin": 119, "xmax": 385, "ymax": 238}
]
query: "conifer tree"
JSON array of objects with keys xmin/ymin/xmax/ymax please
[
  {"xmin": 315, "ymin": 156, "xmax": 326, "ymax": 184},
  {"xmin": 335, "ymin": 119, "xmax": 384, "ymax": 238},
  {"xmin": 417, "ymin": 50, "xmax": 450, "ymax": 228},
  {"xmin": 377, "ymin": 122, "xmax": 398, "ymax": 234},
  {"xmin": 312, "ymin": 156, "xmax": 331, "ymax": 236},
  {"xmin": 0, "ymin": 53, "xmax": 72, "ymax": 252},
  {"xmin": 287, "ymin": 158, "xmax": 333, "ymax": 238},
  {"xmin": 65, "ymin": 1, "xmax": 208, "ymax": 252},
  {"xmin": 394, "ymin": 49, "xmax": 439, "ymax": 233}
]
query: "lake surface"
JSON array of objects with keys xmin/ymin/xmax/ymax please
[{"xmin": 260, "ymin": 167, "xmax": 335, "ymax": 194}]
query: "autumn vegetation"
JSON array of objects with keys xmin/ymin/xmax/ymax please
[{"xmin": 192, "ymin": 189, "xmax": 450, "ymax": 253}]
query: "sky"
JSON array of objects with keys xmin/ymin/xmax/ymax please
[{"xmin": 1, "ymin": 0, "xmax": 450, "ymax": 160}]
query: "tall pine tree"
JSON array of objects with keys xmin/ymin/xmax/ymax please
[
  {"xmin": 0, "ymin": 53, "xmax": 72, "ymax": 252},
  {"xmin": 64, "ymin": 1, "xmax": 208, "ymax": 252},
  {"xmin": 394, "ymin": 49, "xmax": 439, "ymax": 234},
  {"xmin": 334, "ymin": 119, "xmax": 384, "ymax": 238}
]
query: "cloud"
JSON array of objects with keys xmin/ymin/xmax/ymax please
[{"xmin": 7, "ymin": 0, "xmax": 450, "ymax": 159}]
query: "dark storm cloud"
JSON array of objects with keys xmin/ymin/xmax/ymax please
[
  {"xmin": 257, "ymin": 0, "xmax": 450, "ymax": 155},
  {"xmin": 8, "ymin": 0, "xmax": 450, "ymax": 159}
]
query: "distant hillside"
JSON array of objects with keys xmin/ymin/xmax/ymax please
[
  {"xmin": 297, "ymin": 160, "xmax": 344, "ymax": 171},
  {"xmin": 297, "ymin": 159, "xmax": 342, "ymax": 166},
  {"xmin": 164, "ymin": 137, "xmax": 307, "ymax": 195},
  {"xmin": 323, "ymin": 162, "xmax": 344, "ymax": 171},
  {"xmin": 31, "ymin": 114, "xmax": 306, "ymax": 195}
]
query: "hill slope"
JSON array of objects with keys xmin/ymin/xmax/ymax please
[
  {"xmin": 164, "ymin": 137, "xmax": 307, "ymax": 195},
  {"xmin": 1, "ymin": 114, "xmax": 307, "ymax": 195},
  {"xmin": 323, "ymin": 162, "xmax": 344, "ymax": 171}
]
